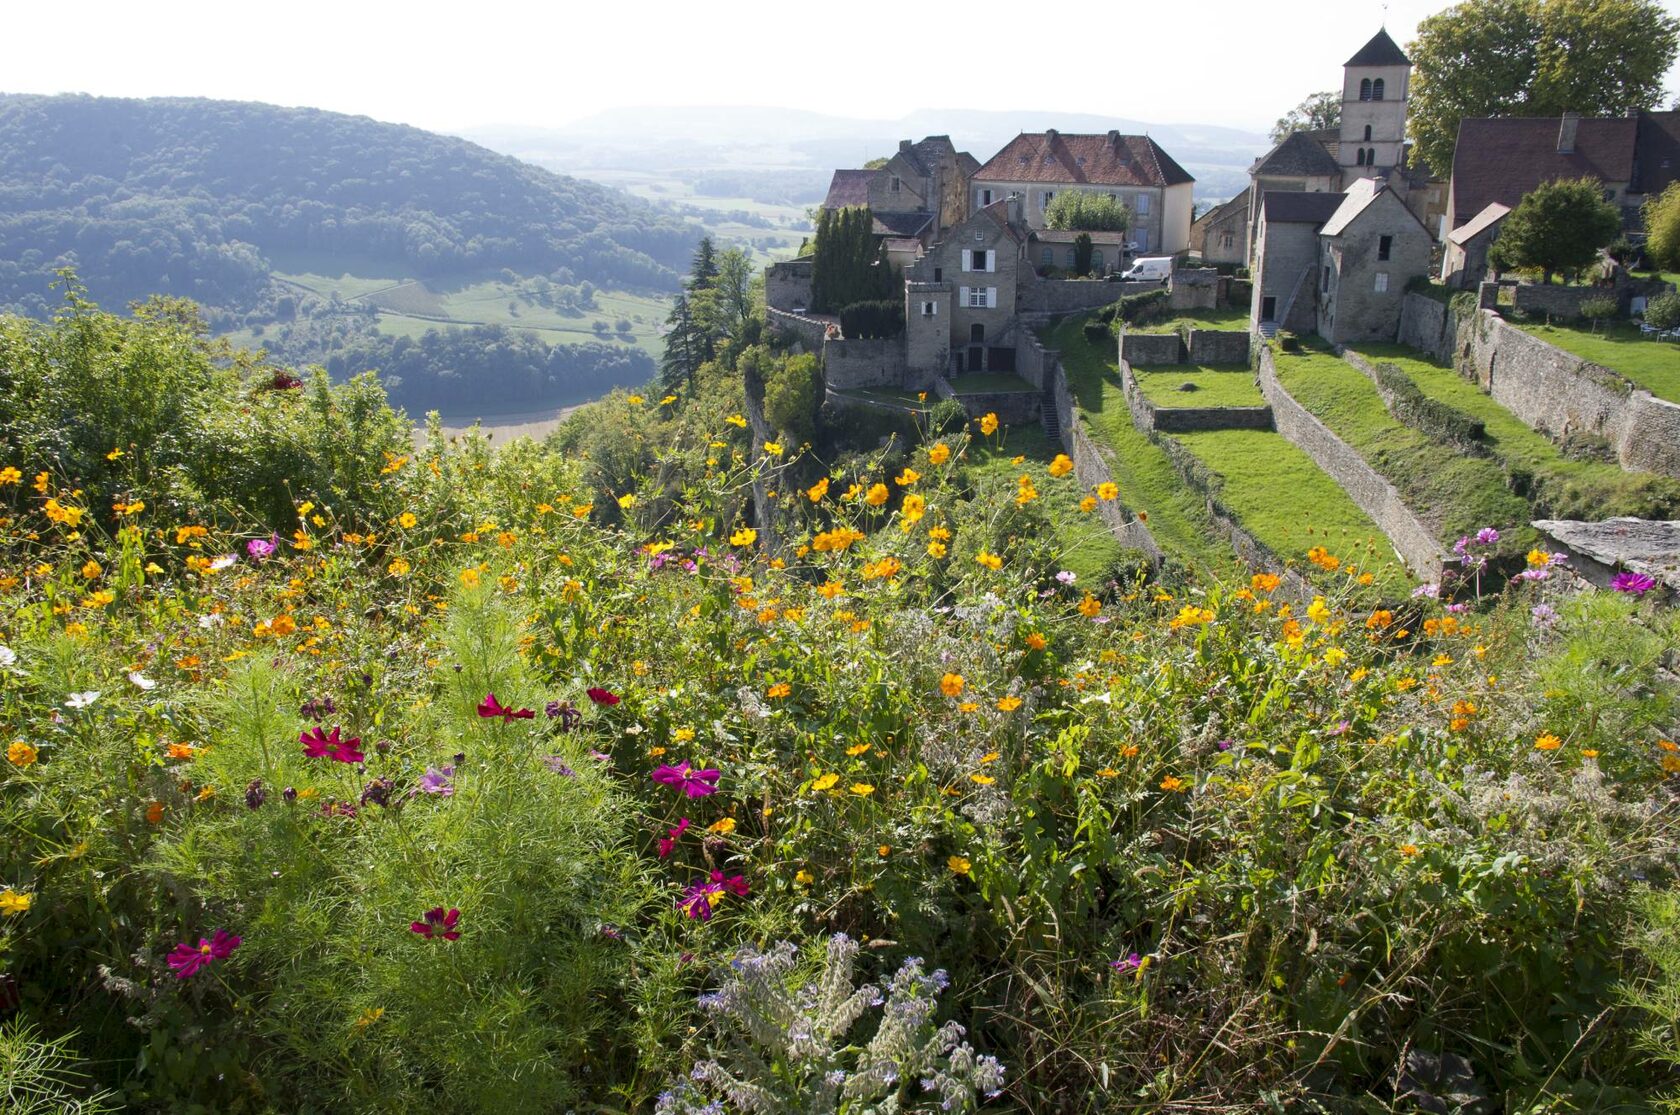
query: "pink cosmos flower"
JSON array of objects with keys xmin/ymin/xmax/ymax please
[
  {"xmin": 418, "ymin": 766, "xmax": 455, "ymax": 796},
  {"xmin": 247, "ymin": 536, "xmax": 277, "ymax": 560},
  {"xmin": 658, "ymin": 817, "xmax": 691, "ymax": 858},
  {"xmin": 1109, "ymin": 951, "xmax": 1141, "ymax": 972},
  {"xmin": 300, "ymin": 726, "xmax": 364, "ymax": 763},
  {"xmin": 678, "ymin": 871, "xmax": 749, "ymax": 921},
  {"xmin": 586, "ymin": 687, "xmax": 620, "ymax": 706},
  {"xmin": 167, "ymin": 929, "xmax": 242, "ymax": 979},
  {"xmin": 410, "ymin": 907, "xmax": 461, "ymax": 941},
  {"xmin": 477, "ymin": 693, "xmax": 535, "ymax": 722},
  {"xmin": 652, "ymin": 761, "xmax": 720, "ymax": 799},
  {"xmin": 1612, "ymin": 572, "xmax": 1657, "ymax": 595}
]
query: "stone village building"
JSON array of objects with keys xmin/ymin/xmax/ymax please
[{"xmin": 821, "ymin": 136, "xmax": 982, "ymax": 271}]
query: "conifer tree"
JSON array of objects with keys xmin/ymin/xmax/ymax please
[
  {"xmin": 659, "ymin": 292, "xmax": 703, "ymax": 394},
  {"xmin": 690, "ymin": 237, "xmax": 720, "ymax": 290}
]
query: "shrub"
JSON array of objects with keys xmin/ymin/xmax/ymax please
[
  {"xmin": 1112, "ymin": 288, "xmax": 1171, "ymax": 327},
  {"xmin": 1578, "ymin": 295, "xmax": 1620, "ymax": 328},
  {"xmin": 1646, "ymin": 291, "xmax": 1680, "ymax": 330},
  {"xmin": 1373, "ymin": 362, "xmax": 1487, "ymax": 451},
  {"xmin": 839, "ymin": 300, "xmax": 905, "ymax": 340}
]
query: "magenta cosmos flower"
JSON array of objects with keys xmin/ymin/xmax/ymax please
[
  {"xmin": 658, "ymin": 817, "xmax": 691, "ymax": 858},
  {"xmin": 300, "ymin": 726, "xmax": 364, "ymax": 764},
  {"xmin": 678, "ymin": 871, "xmax": 749, "ymax": 921},
  {"xmin": 586, "ymin": 687, "xmax": 620, "ymax": 706},
  {"xmin": 167, "ymin": 929, "xmax": 242, "ymax": 979},
  {"xmin": 410, "ymin": 907, "xmax": 462, "ymax": 941},
  {"xmin": 246, "ymin": 536, "xmax": 277, "ymax": 560},
  {"xmin": 1612, "ymin": 571, "xmax": 1657, "ymax": 596},
  {"xmin": 652, "ymin": 762, "xmax": 720, "ymax": 799},
  {"xmin": 477, "ymin": 693, "xmax": 535, "ymax": 722},
  {"xmin": 418, "ymin": 766, "xmax": 455, "ymax": 796}
]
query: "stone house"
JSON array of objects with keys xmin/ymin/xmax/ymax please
[
  {"xmin": 822, "ymin": 136, "xmax": 981, "ymax": 255},
  {"xmin": 904, "ymin": 197, "xmax": 1029, "ymax": 374},
  {"xmin": 1189, "ymin": 187, "xmax": 1250, "ymax": 266},
  {"xmin": 1028, "ymin": 228, "xmax": 1129, "ymax": 276},
  {"xmin": 1440, "ymin": 202, "xmax": 1510, "ymax": 289},
  {"xmin": 1445, "ymin": 110, "xmax": 1680, "ymax": 240},
  {"xmin": 1240, "ymin": 29, "xmax": 1446, "ymax": 263},
  {"xmin": 1315, "ymin": 178, "xmax": 1432, "ymax": 343},
  {"xmin": 1250, "ymin": 178, "xmax": 1431, "ymax": 343},
  {"xmin": 970, "ymin": 130, "xmax": 1195, "ymax": 255}
]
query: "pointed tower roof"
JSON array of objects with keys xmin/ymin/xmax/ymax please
[{"xmin": 1346, "ymin": 28, "xmax": 1410, "ymax": 67}]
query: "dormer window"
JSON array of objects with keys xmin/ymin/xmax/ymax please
[
  {"xmin": 1359, "ymin": 78, "xmax": 1373, "ymax": 101},
  {"xmin": 1372, "ymin": 78, "xmax": 1385, "ymax": 101},
  {"xmin": 1076, "ymin": 156, "xmax": 1085, "ymax": 166},
  {"xmin": 890, "ymin": 176, "xmax": 901, "ymax": 193}
]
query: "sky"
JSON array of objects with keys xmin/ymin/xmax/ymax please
[{"xmin": 8, "ymin": 0, "xmax": 1680, "ymax": 136}]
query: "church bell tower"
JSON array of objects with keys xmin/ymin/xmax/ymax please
[{"xmin": 1339, "ymin": 28, "xmax": 1411, "ymax": 177}]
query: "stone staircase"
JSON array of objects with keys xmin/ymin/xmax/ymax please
[
  {"xmin": 1041, "ymin": 400, "xmax": 1061, "ymax": 442},
  {"xmin": 1257, "ymin": 321, "xmax": 1279, "ymax": 340}
]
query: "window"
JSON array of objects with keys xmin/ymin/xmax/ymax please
[
  {"xmin": 970, "ymin": 323, "xmax": 985, "ymax": 343},
  {"xmin": 961, "ymin": 249, "xmax": 992, "ymax": 272},
  {"xmin": 1041, "ymin": 246, "xmax": 1054, "ymax": 266},
  {"xmin": 1091, "ymin": 248, "xmax": 1104, "ymax": 270},
  {"xmin": 1219, "ymin": 231, "xmax": 1234, "ymax": 249},
  {"xmin": 1135, "ymin": 193, "xmax": 1150, "ymax": 216},
  {"xmin": 890, "ymin": 176, "xmax": 901, "ymax": 193},
  {"xmin": 973, "ymin": 230, "xmax": 984, "ymax": 241},
  {"xmin": 1067, "ymin": 247, "xmax": 1077, "ymax": 268},
  {"xmin": 1322, "ymin": 266, "xmax": 1331, "ymax": 293},
  {"xmin": 1363, "ymin": 125, "xmax": 1372, "ymax": 141},
  {"xmin": 920, "ymin": 301, "xmax": 938, "ymax": 317},
  {"xmin": 966, "ymin": 287, "xmax": 995, "ymax": 308},
  {"xmin": 1366, "ymin": 148, "xmax": 1376, "ymax": 165},
  {"xmin": 979, "ymin": 188, "xmax": 993, "ymax": 207},
  {"xmin": 1372, "ymin": 78, "xmax": 1385, "ymax": 101},
  {"xmin": 1356, "ymin": 148, "xmax": 1367, "ymax": 166},
  {"xmin": 1359, "ymin": 78, "xmax": 1373, "ymax": 101},
  {"xmin": 1378, "ymin": 235, "xmax": 1392, "ymax": 262},
  {"xmin": 1042, "ymin": 191, "xmax": 1055, "ymax": 210},
  {"xmin": 933, "ymin": 267, "xmax": 942, "ymax": 283},
  {"xmin": 1374, "ymin": 272, "xmax": 1389, "ymax": 293},
  {"xmin": 1135, "ymin": 228, "xmax": 1149, "ymax": 252}
]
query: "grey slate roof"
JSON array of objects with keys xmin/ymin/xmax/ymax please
[
  {"xmin": 823, "ymin": 169, "xmax": 873, "ymax": 210},
  {"xmin": 872, "ymin": 210, "xmax": 934, "ymax": 238},
  {"xmin": 1346, "ymin": 28, "xmax": 1409, "ymax": 67},
  {"xmin": 1447, "ymin": 202, "xmax": 1510, "ymax": 246},
  {"xmin": 1261, "ymin": 191, "xmax": 1344, "ymax": 226},
  {"xmin": 1252, "ymin": 131, "xmax": 1342, "ymax": 179}
]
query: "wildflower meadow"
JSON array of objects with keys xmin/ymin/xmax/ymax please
[{"xmin": 2, "ymin": 289, "xmax": 1679, "ymax": 1111}]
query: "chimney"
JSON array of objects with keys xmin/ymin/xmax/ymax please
[
  {"xmin": 1557, "ymin": 112, "xmax": 1579, "ymax": 154},
  {"xmin": 1045, "ymin": 128, "xmax": 1058, "ymax": 143},
  {"xmin": 1006, "ymin": 191, "xmax": 1024, "ymax": 226},
  {"xmin": 1107, "ymin": 129, "xmax": 1121, "ymax": 149},
  {"xmin": 899, "ymin": 139, "xmax": 912, "ymax": 153}
]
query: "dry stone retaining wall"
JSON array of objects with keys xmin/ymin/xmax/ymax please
[
  {"xmin": 1119, "ymin": 361, "xmax": 1272, "ymax": 433},
  {"xmin": 1186, "ymin": 329, "xmax": 1251, "ymax": 365},
  {"xmin": 822, "ymin": 337, "xmax": 919, "ymax": 391},
  {"xmin": 1258, "ymin": 348, "xmax": 1450, "ymax": 580},
  {"xmin": 1119, "ymin": 332, "xmax": 1184, "ymax": 366},
  {"xmin": 767, "ymin": 306, "xmax": 830, "ymax": 348}
]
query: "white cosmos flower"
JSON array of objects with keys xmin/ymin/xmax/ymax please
[
  {"xmin": 208, "ymin": 554, "xmax": 238, "ymax": 572},
  {"xmin": 197, "ymin": 614, "xmax": 224, "ymax": 630},
  {"xmin": 128, "ymin": 672, "xmax": 158, "ymax": 691},
  {"xmin": 0, "ymin": 645, "xmax": 15, "ymax": 669},
  {"xmin": 65, "ymin": 691, "xmax": 101, "ymax": 709}
]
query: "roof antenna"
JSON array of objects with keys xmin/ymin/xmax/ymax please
[{"xmin": 1380, "ymin": 0, "xmax": 1388, "ymax": 27}]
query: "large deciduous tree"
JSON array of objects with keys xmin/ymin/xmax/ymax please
[
  {"xmin": 1270, "ymin": 92, "xmax": 1341, "ymax": 144},
  {"xmin": 1644, "ymin": 183, "xmax": 1680, "ymax": 272},
  {"xmin": 1409, "ymin": 0, "xmax": 1680, "ymax": 175},
  {"xmin": 1043, "ymin": 191, "xmax": 1131, "ymax": 232},
  {"xmin": 1488, "ymin": 177, "xmax": 1622, "ymax": 283}
]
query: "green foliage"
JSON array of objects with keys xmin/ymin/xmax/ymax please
[
  {"xmin": 0, "ymin": 1021, "xmax": 117, "ymax": 1115},
  {"xmin": 1372, "ymin": 360, "xmax": 1489, "ymax": 450},
  {"xmin": 1270, "ymin": 90, "xmax": 1341, "ymax": 144},
  {"xmin": 1646, "ymin": 184, "xmax": 1680, "ymax": 272},
  {"xmin": 1072, "ymin": 232, "xmax": 1094, "ymax": 277},
  {"xmin": 838, "ymin": 299, "xmax": 905, "ymax": 340},
  {"xmin": 1113, "ymin": 287, "xmax": 1172, "ymax": 327},
  {"xmin": 1409, "ymin": 0, "xmax": 1680, "ymax": 174},
  {"xmin": 810, "ymin": 207, "xmax": 895, "ymax": 314},
  {"xmin": 1044, "ymin": 191, "xmax": 1131, "ymax": 232},
  {"xmin": 1488, "ymin": 177, "xmax": 1623, "ymax": 282},
  {"xmin": 762, "ymin": 352, "xmax": 823, "ymax": 443},
  {"xmin": 1579, "ymin": 295, "xmax": 1621, "ymax": 327},
  {"xmin": 1647, "ymin": 291, "xmax": 1680, "ymax": 330}
]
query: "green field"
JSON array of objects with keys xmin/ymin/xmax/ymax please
[
  {"xmin": 1515, "ymin": 320, "xmax": 1680, "ymax": 404},
  {"xmin": 1272, "ymin": 346, "xmax": 1533, "ymax": 551},
  {"xmin": 1045, "ymin": 315, "xmax": 1234, "ymax": 573},
  {"xmin": 272, "ymin": 266, "xmax": 671, "ymax": 359},
  {"xmin": 1171, "ymin": 428, "xmax": 1413, "ymax": 596},
  {"xmin": 964, "ymin": 426, "xmax": 1127, "ymax": 583},
  {"xmin": 1132, "ymin": 364, "xmax": 1263, "ymax": 408},
  {"xmin": 1351, "ymin": 343, "xmax": 1680, "ymax": 521},
  {"xmin": 1130, "ymin": 306, "xmax": 1250, "ymax": 333}
]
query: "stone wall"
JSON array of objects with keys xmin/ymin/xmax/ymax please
[
  {"xmin": 822, "ymin": 337, "xmax": 915, "ymax": 391},
  {"xmin": 767, "ymin": 306, "xmax": 830, "ymax": 348},
  {"xmin": 1018, "ymin": 277, "xmax": 1129, "ymax": 315},
  {"xmin": 1119, "ymin": 332, "xmax": 1184, "ymax": 366},
  {"xmin": 1120, "ymin": 361, "xmax": 1272, "ymax": 433},
  {"xmin": 1396, "ymin": 292, "xmax": 1456, "ymax": 364},
  {"xmin": 1458, "ymin": 311, "xmax": 1680, "ymax": 479},
  {"xmin": 1258, "ymin": 348, "xmax": 1450, "ymax": 580},
  {"xmin": 765, "ymin": 259, "xmax": 814, "ymax": 312},
  {"xmin": 1186, "ymin": 329, "xmax": 1251, "ymax": 365},
  {"xmin": 1168, "ymin": 267, "xmax": 1219, "ymax": 311},
  {"xmin": 1510, "ymin": 283, "xmax": 1619, "ymax": 320},
  {"xmin": 951, "ymin": 388, "xmax": 1039, "ymax": 426}
]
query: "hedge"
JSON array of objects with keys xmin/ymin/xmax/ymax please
[{"xmin": 839, "ymin": 300, "xmax": 905, "ymax": 340}]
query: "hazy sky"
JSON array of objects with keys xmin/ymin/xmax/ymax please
[{"xmin": 10, "ymin": 0, "xmax": 1680, "ymax": 135}]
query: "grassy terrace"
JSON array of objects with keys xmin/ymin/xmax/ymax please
[
  {"xmin": 1514, "ymin": 320, "xmax": 1680, "ymax": 404},
  {"xmin": 1172, "ymin": 429, "xmax": 1413, "ymax": 597},
  {"xmin": 1132, "ymin": 364, "xmax": 1264, "ymax": 408},
  {"xmin": 949, "ymin": 372, "xmax": 1037, "ymax": 394},
  {"xmin": 1272, "ymin": 345, "xmax": 1534, "ymax": 552},
  {"xmin": 965, "ymin": 426, "xmax": 1127, "ymax": 583},
  {"xmin": 1129, "ymin": 305, "xmax": 1250, "ymax": 333},
  {"xmin": 1045, "ymin": 316, "xmax": 1233, "ymax": 573},
  {"xmin": 1352, "ymin": 343, "xmax": 1680, "ymax": 521}
]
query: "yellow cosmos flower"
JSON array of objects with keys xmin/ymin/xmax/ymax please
[
  {"xmin": 927, "ymin": 443, "xmax": 951, "ymax": 465},
  {"xmin": 947, "ymin": 855, "xmax": 972, "ymax": 876},
  {"xmin": 1078, "ymin": 496, "xmax": 1097, "ymax": 514},
  {"xmin": 0, "ymin": 466, "xmax": 20, "ymax": 485},
  {"xmin": 617, "ymin": 493, "xmax": 637, "ymax": 511},
  {"xmin": 996, "ymin": 696, "xmax": 1023, "ymax": 712},
  {"xmin": 1534, "ymin": 733, "xmax": 1562, "ymax": 751},
  {"xmin": 1159, "ymin": 775, "xmax": 1187, "ymax": 792},
  {"xmin": 939, "ymin": 673, "xmax": 965, "ymax": 697},
  {"xmin": 849, "ymin": 782, "xmax": 874, "ymax": 796},
  {"xmin": 976, "ymin": 551, "xmax": 1002, "ymax": 570},
  {"xmin": 763, "ymin": 441, "xmax": 784, "ymax": 456},
  {"xmin": 387, "ymin": 558, "xmax": 411, "ymax": 576},
  {"xmin": 0, "ymin": 889, "xmax": 32, "ymax": 916},
  {"xmin": 795, "ymin": 869, "xmax": 814, "ymax": 884},
  {"xmin": 708, "ymin": 817, "xmax": 737, "ymax": 834},
  {"xmin": 807, "ymin": 477, "xmax": 829, "ymax": 502},
  {"xmin": 846, "ymin": 743, "xmax": 871, "ymax": 756},
  {"xmin": 970, "ymin": 772, "xmax": 996, "ymax": 785},
  {"xmin": 1048, "ymin": 454, "xmax": 1074, "ymax": 477},
  {"xmin": 730, "ymin": 527, "xmax": 758, "ymax": 546},
  {"xmin": 895, "ymin": 468, "xmax": 920, "ymax": 487},
  {"xmin": 767, "ymin": 682, "xmax": 792, "ymax": 699},
  {"xmin": 8, "ymin": 741, "xmax": 38, "ymax": 767},
  {"xmin": 725, "ymin": 414, "xmax": 748, "ymax": 428},
  {"xmin": 810, "ymin": 772, "xmax": 839, "ymax": 792},
  {"xmin": 1077, "ymin": 594, "xmax": 1102, "ymax": 618},
  {"xmin": 399, "ymin": 512, "xmax": 417, "ymax": 529},
  {"xmin": 978, "ymin": 413, "xmax": 998, "ymax": 435},
  {"xmin": 864, "ymin": 483, "xmax": 891, "ymax": 507}
]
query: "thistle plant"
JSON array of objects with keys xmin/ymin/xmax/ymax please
[{"xmin": 656, "ymin": 933, "xmax": 1004, "ymax": 1114}]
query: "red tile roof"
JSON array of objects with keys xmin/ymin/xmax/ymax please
[
  {"xmin": 973, "ymin": 131, "xmax": 1194, "ymax": 188},
  {"xmin": 1448, "ymin": 116, "xmax": 1637, "ymax": 227}
]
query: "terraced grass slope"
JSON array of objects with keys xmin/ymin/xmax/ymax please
[
  {"xmin": 1132, "ymin": 365, "xmax": 1264, "ymax": 408},
  {"xmin": 1351, "ymin": 343, "xmax": 1680, "ymax": 523},
  {"xmin": 1272, "ymin": 346, "xmax": 1534, "ymax": 553},
  {"xmin": 1514, "ymin": 321, "xmax": 1680, "ymax": 404},
  {"xmin": 1130, "ymin": 306, "xmax": 1250, "ymax": 333}
]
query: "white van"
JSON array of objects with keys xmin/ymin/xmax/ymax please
[{"xmin": 1120, "ymin": 256, "xmax": 1173, "ymax": 283}]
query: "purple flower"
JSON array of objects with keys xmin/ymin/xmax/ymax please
[
  {"xmin": 652, "ymin": 761, "xmax": 721, "ymax": 799},
  {"xmin": 1532, "ymin": 603, "xmax": 1559, "ymax": 627},
  {"xmin": 1411, "ymin": 583, "xmax": 1441, "ymax": 599},
  {"xmin": 1216, "ymin": 739, "xmax": 1233, "ymax": 752},
  {"xmin": 1055, "ymin": 570, "xmax": 1077, "ymax": 585},
  {"xmin": 545, "ymin": 700, "xmax": 581, "ymax": 729},
  {"xmin": 247, "ymin": 536, "xmax": 277, "ymax": 560},
  {"xmin": 541, "ymin": 756, "xmax": 577, "ymax": 777},
  {"xmin": 359, "ymin": 777, "xmax": 395, "ymax": 808},
  {"xmin": 300, "ymin": 726, "xmax": 364, "ymax": 764},
  {"xmin": 1109, "ymin": 951, "xmax": 1141, "ymax": 972},
  {"xmin": 1445, "ymin": 603, "xmax": 1470, "ymax": 614},
  {"xmin": 658, "ymin": 817, "xmax": 691, "ymax": 858},
  {"xmin": 1612, "ymin": 571, "xmax": 1657, "ymax": 596},
  {"xmin": 167, "ymin": 929, "xmax": 241, "ymax": 979},
  {"xmin": 245, "ymin": 779, "xmax": 265, "ymax": 810},
  {"xmin": 418, "ymin": 766, "xmax": 455, "ymax": 796},
  {"xmin": 678, "ymin": 871, "xmax": 749, "ymax": 921},
  {"xmin": 410, "ymin": 906, "xmax": 461, "ymax": 941},
  {"xmin": 1475, "ymin": 527, "xmax": 1500, "ymax": 545}
]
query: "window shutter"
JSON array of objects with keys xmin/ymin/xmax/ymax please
[
  {"xmin": 961, "ymin": 249, "xmax": 972, "ymax": 272},
  {"xmin": 986, "ymin": 288, "xmax": 997, "ymax": 309},
  {"xmin": 960, "ymin": 286, "xmax": 970, "ymax": 307},
  {"xmin": 985, "ymin": 250, "xmax": 995, "ymax": 273}
]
